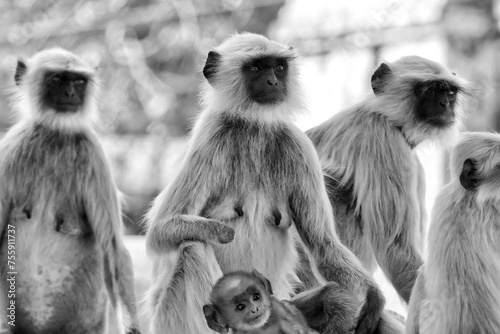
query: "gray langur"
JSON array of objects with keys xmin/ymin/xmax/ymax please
[
  {"xmin": 203, "ymin": 270, "xmax": 319, "ymax": 334},
  {"xmin": 144, "ymin": 33, "xmax": 404, "ymax": 334},
  {"xmin": 307, "ymin": 56, "xmax": 466, "ymax": 303},
  {"xmin": 406, "ymin": 132, "xmax": 500, "ymax": 334},
  {"xmin": 0, "ymin": 48, "xmax": 139, "ymax": 334}
]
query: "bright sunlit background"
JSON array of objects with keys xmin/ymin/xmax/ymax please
[{"xmin": 1, "ymin": 0, "xmax": 500, "ymax": 328}]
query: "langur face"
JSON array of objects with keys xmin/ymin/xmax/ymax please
[
  {"xmin": 219, "ymin": 281, "xmax": 271, "ymax": 330},
  {"xmin": 243, "ymin": 56, "xmax": 289, "ymax": 105},
  {"xmin": 414, "ymin": 79, "xmax": 459, "ymax": 128},
  {"xmin": 42, "ymin": 71, "xmax": 89, "ymax": 113}
]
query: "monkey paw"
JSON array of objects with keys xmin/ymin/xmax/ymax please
[{"xmin": 215, "ymin": 223, "xmax": 235, "ymax": 244}]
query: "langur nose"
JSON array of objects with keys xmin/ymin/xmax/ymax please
[
  {"xmin": 65, "ymin": 86, "xmax": 76, "ymax": 97},
  {"xmin": 251, "ymin": 307, "xmax": 259, "ymax": 313},
  {"xmin": 439, "ymin": 99, "xmax": 448, "ymax": 108},
  {"xmin": 267, "ymin": 74, "xmax": 278, "ymax": 86}
]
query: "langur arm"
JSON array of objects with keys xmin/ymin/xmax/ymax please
[
  {"xmin": 145, "ymin": 153, "xmax": 235, "ymax": 254},
  {"xmin": 146, "ymin": 213, "xmax": 235, "ymax": 254},
  {"xmin": 0, "ymin": 153, "xmax": 10, "ymax": 243},
  {"xmin": 291, "ymin": 282, "xmax": 357, "ymax": 334},
  {"xmin": 116, "ymin": 243, "xmax": 140, "ymax": 332},
  {"xmin": 415, "ymin": 155, "xmax": 427, "ymax": 246},
  {"xmin": 359, "ymin": 161, "xmax": 423, "ymax": 303},
  {"xmin": 85, "ymin": 150, "xmax": 142, "ymax": 332},
  {"xmin": 289, "ymin": 159, "xmax": 385, "ymax": 334},
  {"xmin": 406, "ymin": 268, "xmax": 425, "ymax": 334}
]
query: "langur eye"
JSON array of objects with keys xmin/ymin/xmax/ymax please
[
  {"xmin": 250, "ymin": 66, "xmax": 260, "ymax": 73},
  {"xmin": 236, "ymin": 304, "xmax": 245, "ymax": 311},
  {"xmin": 276, "ymin": 65, "xmax": 286, "ymax": 72},
  {"xmin": 75, "ymin": 79, "xmax": 85, "ymax": 85},
  {"xmin": 253, "ymin": 293, "xmax": 260, "ymax": 301},
  {"xmin": 52, "ymin": 75, "xmax": 61, "ymax": 82},
  {"xmin": 448, "ymin": 89, "xmax": 456, "ymax": 98}
]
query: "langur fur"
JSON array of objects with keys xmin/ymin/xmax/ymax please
[
  {"xmin": 144, "ymin": 33, "xmax": 403, "ymax": 334},
  {"xmin": 307, "ymin": 56, "xmax": 466, "ymax": 303},
  {"xmin": 407, "ymin": 132, "xmax": 500, "ymax": 334},
  {"xmin": 0, "ymin": 48, "xmax": 139, "ymax": 334}
]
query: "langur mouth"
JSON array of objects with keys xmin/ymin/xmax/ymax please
[
  {"xmin": 254, "ymin": 96, "xmax": 285, "ymax": 105},
  {"xmin": 247, "ymin": 312, "xmax": 265, "ymax": 324},
  {"xmin": 427, "ymin": 116, "xmax": 455, "ymax": 128},
  {"xmin": 54, "ymin": 103, "xmax": 81, "ymax": 113}
]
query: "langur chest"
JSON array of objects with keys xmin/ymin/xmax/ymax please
[
  {"xmin": 207, "ymin": 122, "xmax": 303, "ymax": 190},
  {"xmin": 7, "ymin": 129, "xmax": 93, "ymax": 198}
]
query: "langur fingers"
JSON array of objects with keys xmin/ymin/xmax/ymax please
[
  {"xmin": 195, "ymin": 217, "xmax": 235, "ymax": 244},
  {"xmin": 148, "ymin": 214, "xmax": 235, "ymax": 253}
]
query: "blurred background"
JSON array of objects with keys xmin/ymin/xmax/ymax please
[{"xmin": 1, "ymin": 0, "xmax": 499, "ymax": 320}]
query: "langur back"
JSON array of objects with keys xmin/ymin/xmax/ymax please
[{"xmin": 407, "ymin": 132, "xmax": 500, "ymax": 334}]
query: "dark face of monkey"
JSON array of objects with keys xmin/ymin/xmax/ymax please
[
  {"xmin": 243, "ymin": 56, "xmax": 288, "ymax": 105},
  {"xmin": 203, "ymin": 51, "xmax": 289, "ymax": 106},
  {"xmin": 414, "ymin": 80, "xmax": 458, "ymax": 127},
  {"xmin": 204, "ymin": 271, "xmax": 273, "ymax": 333},
  {"xmin": 42, "ymin": 71, "xmax": 88, "ymax": 112}
]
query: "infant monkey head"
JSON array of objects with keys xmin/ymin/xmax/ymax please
[{"xmin": 204, "ymin": 270, "xmax": 273, "ymax": 333}]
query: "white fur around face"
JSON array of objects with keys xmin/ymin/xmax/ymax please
[
  {"xmin": 200, "ymin": 33, "xmax": 307, "ymax": 125},
  {"xmin": 12, "ymin": 48, "xmax": 99, "ymax": 134}
]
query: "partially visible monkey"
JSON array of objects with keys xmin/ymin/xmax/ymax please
[
  {"xmin": 203, "ymin": 270, "xmax": 320, "ymax": 334},
  {"xmin": 0, "ymin": 49, "xmax": 139, "ymax": 333},
  {"xmin": 145, "ymin": 33, "xmax": 403, "ymax": 334},
  {"xmin": 307, "ymin": 56, "xmax": 466, "ymax": 303},
  {"xmin": 406, "ymin": 132, "xmax": 500, "ymax": 334}
]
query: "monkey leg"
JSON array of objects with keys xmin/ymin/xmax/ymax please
[
  {"xmin": 291, "ymin": 282, "xmax": 358, "ymax": 334},
  {"xmin": 147, "ymin": 241, "xmax": 222, "ymax": 334}
]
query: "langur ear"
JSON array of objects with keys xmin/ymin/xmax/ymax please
[
  {"xmin": 251, "ymin": 269, "xmax": 274, "ymax": 295},
  {"xmin": 203, "ymin": 51, "xmax": 221, "ymax": 84},
  {"xmin": 371, "ymin": 62, "xmax": 391, "ymax": 95},
  {"xmin": 15, "ymin": 60, "xmax": 27, "ymax": 86},
  {"xmin": 203, "ymin": 304, "xmax": 228, "ymax": 334},
  {"xmin": 460, "ymin": 158, "xmax": 480, "ymax": 190}
]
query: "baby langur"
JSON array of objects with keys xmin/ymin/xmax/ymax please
[
  {"xmin": 307, "ymin": 56, "xmax": 466, "ymax": 303},
  {"xmin": 204, "ymin": 270, "xmax": 318, "ymax": 334},
  {"xmin": 406, "ymin": 132, "xmax": 500, "ymax": 334},
  {"xmin": 0, "ymin": 49, "xmax": 139, "ymax": 333}
]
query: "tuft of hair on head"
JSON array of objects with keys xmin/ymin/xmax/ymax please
[
  {"xmin": 450, "ymin": 131, "xmax": 500, "ymax": 202},
  {"xmin": 369, "ymin": 55, "xmax": 469, "ymax": 147},
  {"xmin": 200, "ymin": 32, "xmax": 307, "ymax": 124},
  {"xmin": 211, "ymin": 271, "xmax": 266, "ymax": 303},
  {"xmin": 11, "ymin": 47, "xmax": 99, "ymax": 133}
]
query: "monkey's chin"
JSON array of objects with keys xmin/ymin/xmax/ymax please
[{"xmin": 240, "ymin": 310, "xmax": 271, "ymax": 331}]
